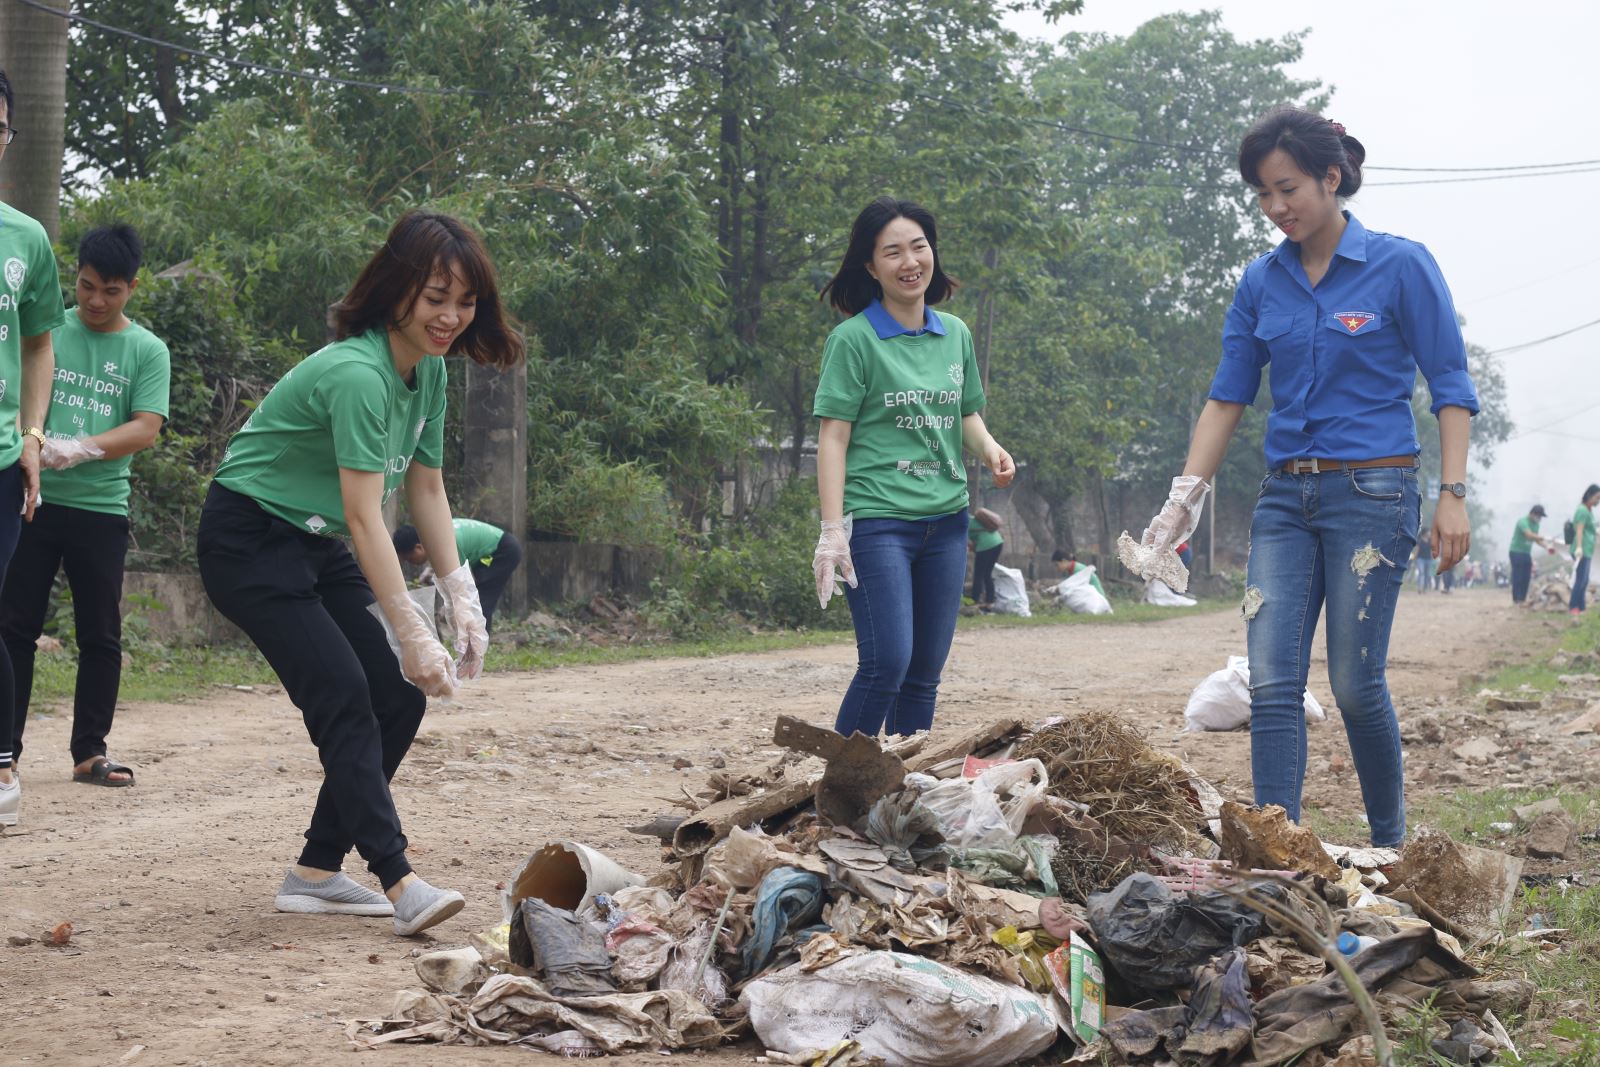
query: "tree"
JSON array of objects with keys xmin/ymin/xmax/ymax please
[{"xmin": 0, "ymin": 0, "xmax": 71, "ymax": 236}]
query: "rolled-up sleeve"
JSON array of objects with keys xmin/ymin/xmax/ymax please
[
  {"xmin": 1207, "ymin": 272, "xmax": 1267, "ymax": 405},
  {"xmin": 1398, "ymin": 244, "xmax": 1479, "ymax": 416}
]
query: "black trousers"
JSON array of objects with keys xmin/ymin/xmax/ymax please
[
  {"xmin": 0, "ymin": 502, "xmax": 131, "ymax": 767},
  {"xmin": 0, "ymin": 463, "xmax": 23, "ymax": 769},
  {"xmin": 471, "ymin": 531, "xmax": 523, "ymax": 631},
  {"xmin": 197, "ymin": 484, "xmax": 424, "ymax": 889},
  {"xmin": 1509, "ymin": 551, "xmax": 1532, "ymax": 603},
  {"xmin": 971, "ymin": 544, "xmax": 1002, "ymax": 604}
]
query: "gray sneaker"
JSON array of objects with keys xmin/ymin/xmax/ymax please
[
  {"xmin": 392, "ymin": 878, "xmax": 465, "ymax": 936},
  {"xmin": 274, "ymin": 870, "xmax": 394, "ymax": 916},
  {"xmin": 0, "ymin": 775, "xmax": 17, "ymax": 827}
]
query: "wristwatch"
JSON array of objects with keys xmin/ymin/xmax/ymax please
[
  {"xmin": 1439, "ymin": 482, "xmax": 1467, "ymax": 499},
  {"xmin": 22, "ymin": 426, "xmax": 45, "ymax": 449}
]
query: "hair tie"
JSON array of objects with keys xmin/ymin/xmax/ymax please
[{"xmin": 1329, "ymin": 120, "xmax": 1347, "ymax": 137}]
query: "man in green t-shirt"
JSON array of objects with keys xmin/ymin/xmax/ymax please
[
  {"xmin": 0, "ymin": 67, "xmax": 68, "ymax": 824},
  {"xmin": 1, "ymin": 225, "xmax": 170, "ymax": 789},
  {"xmin": 966, "ymin": 509, "xmax": 1003, "ymax": 607},
  {"xmin": 1507, "ymin": 504, "xmax": 1554, "ymax": 605},
  {"xmin": 393, "ymin": 517, "xmax": 524, "ymax": 631}
]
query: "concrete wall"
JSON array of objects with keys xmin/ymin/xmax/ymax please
[
  {"xmin": 121, "ymin": 572, "xmax": 242, "ymax": 645},
  {"xmin": 523, "ymin": 543, "xmax": 661, "ymax": 605}
]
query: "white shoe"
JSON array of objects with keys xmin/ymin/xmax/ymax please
[{"xmin": 0, "ymin": 775, "xmax": 19, "ymax": 827}]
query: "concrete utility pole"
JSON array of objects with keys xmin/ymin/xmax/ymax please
[
  {"xmin": 460, "ymin": 359, "xmax": 529, "ymax": 615},
  {"xmin": 0, "ymin": 0, "xmax": 70, "ymax": 239}
]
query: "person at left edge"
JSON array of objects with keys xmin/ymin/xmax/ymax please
[
  {"xmin": 1, "ymin": 225, "xmax": 170, "ymax": 790},
  {"xmin": 0, "ymin": 65, "xmax": 66, "ymax": 829},
  {"xmin": 393, "ymin": 517, "xmax": 524, "ymax": 631},
  {"xmin": 197, "ymin": 210, "xmax": 524, "ymax": 936},
  {"xmin": 812, "ymin": 196, "xmax": 1016, "ymax": 738}
]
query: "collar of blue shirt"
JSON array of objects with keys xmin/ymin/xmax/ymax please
[
  {"xmin": 863, "ymin": 297, "xmax": 947, "ymax": 339},
  {"xmin": 1269, "ymin": 210, "xmax": 1370, "ymax": 271}
]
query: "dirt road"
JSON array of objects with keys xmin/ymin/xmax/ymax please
[{"xmin": 2, "ymin": 587, "xmax": 1575, "ymax": 1065}]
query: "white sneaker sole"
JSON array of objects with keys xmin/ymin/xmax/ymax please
[
  {"xmin": 393, "ymin": 891, "xmax": 465, "ymax": 936},
  {"xmin": 274, "ymin": 893, "xmax": 394, "ymax": 917}
]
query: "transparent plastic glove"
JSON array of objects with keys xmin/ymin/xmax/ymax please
[
  {"xmin": 380, "ymin": 591, "xmax": 458, "ymax": 698},
  {"xmin": 814, "ymin": 515, "xmax": 858, "ymax": 609},
  {"xmin": 1142, "ymin": 476, "xmax": 1211, "ymax": 553},
  {"xmin": 438, "ymin": 563, "xmax": 488, "ymax": 681},
  {"xmin": 40, "ymin": 436, "xmax": 104, "ymax": 470}
]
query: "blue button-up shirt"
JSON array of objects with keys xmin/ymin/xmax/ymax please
[
  {"xmin": 1208, "ymin": 213, "xmax": 1479, "ymax": 467},
  {"xmin": 863, "ymin": 298, "xmax": 947, "ymax": 340}
]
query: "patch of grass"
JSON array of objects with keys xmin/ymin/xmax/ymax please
[
  {"xmin": 29, "ymin": 643, "xmax": 276, "ymax": 707},
  {"xmin": 482, "ymin": 627, "xmax": 851, "ymax": 672},
  {"xmin": 1473, "ymin": 609, "xmax": 1600, "ymax": 695},
  {"xmin": 959, "ymin": 597, "xmax": 1231, "ymax": 629},
  {"xmin": 1412, "ymin": 786, "xmax": 1600, "ymax": 841},
  {"xmin": 1300, "ymin": 805, "xmax": 1370, "ymax": 845}
]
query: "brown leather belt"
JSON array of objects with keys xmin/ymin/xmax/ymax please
[{"xmin": 1280, "ymin": 456, "xmax": 1417, "ymax": 474}]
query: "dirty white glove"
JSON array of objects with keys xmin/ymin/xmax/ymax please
[
  {"xmin": 814, "ymin": 516, "xmax": 858, "ymax": 609},
  {"xmin": 1142, "ymin": 476, "xmax": 1211, "ymax": 553},
  {"xmin": 380, "ymin": 592, "xmax": 458, "ymax": 698},
  {"xmin": 438, "ymin": 563, "xmax": 488, "ymax": 681},
  {"xmin": 40, "ymin": 436, "xmax": 105, "ymax": 470}
]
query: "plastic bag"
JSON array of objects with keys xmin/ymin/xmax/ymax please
[
  {"xmin": 742, "ymin": 951, "xmax": 1059, "ymax": 1067},
  {"xmin": 1085, "ymin": 872, "xmax": 1282, "ymax": 989},
  {"xmin": 1054, "ymin": 566, "xmax": 1113, "ymax": 615},
  {"xmin": 365, "ymin": 586, "xmax": 455, "ymax": 696},
  {"xmin": 1183, "ymin": 656, "xmax": 1326, "ymax": 732},
  {"xmin": 990, "ymin": 564, "xmax": 1032, "ymax": 617},
  {"xmin": 508, "ymin": 897, "xmax": 617, "ymax": 998},
  {"xmin": 910, "ymin": 758, "xmax": 1048, "ymax": 849}
]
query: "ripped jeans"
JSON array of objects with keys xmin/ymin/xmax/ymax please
[{"xmin": 1244, "ymin": 466, "xmax": 1420, "ymax": 847}]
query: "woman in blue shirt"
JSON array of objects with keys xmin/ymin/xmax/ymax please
[{"xmin": 1138, "ymin": 107, "xmax": 1477, "ymax": 847}]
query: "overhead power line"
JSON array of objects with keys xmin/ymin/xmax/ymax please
[
  {"xmin": 17, "ymin": 0, "xmax": 487, "ymax": 96},
  {"xmin": 1487, "ymin": 315, "xmax": 1600, "ymax": 356}
]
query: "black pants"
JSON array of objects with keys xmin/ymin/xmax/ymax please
[
  {"xmin": 197, "ymin": 484, "xmax": 424, "ymax": 889},
  {"xmin": 0, "ymin": 502, "xmax": 131, "ymax": 767},
  {"xmin": 0, "ymin": 463, "xmax": 23, "ymax": 770},
  {"xmin": 971, "ymin": 545, "xmax": 1002, "ymax": 604},
  {"xmin": 471, "ymin": 532, "xmax": 523, "ymax": 631},
  {"xmin": 1509, "ymin": 551, "xmax": 1532, "ymax": 603}
]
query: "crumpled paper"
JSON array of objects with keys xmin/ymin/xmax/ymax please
[{"xmin": 1117, "ymin": 530, "xmax": 1191, "ymax": 592}]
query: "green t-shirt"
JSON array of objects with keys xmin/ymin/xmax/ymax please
[
  {"xmin": 39, "ymin": 313, "xmax": 171, "ymax": 516},
  {"xmin": 214, "ymin": 328, "xmax": 446, "ymax": 537},
  {"xmin": 1509, "ymin": 515, "xmax": 1540, "ymax": 555},
  {"xmin": 0, "ymin": 202, "xmax": 68, "ymax": 469},
  {"xmin": 453, "ymin": 517, "xmax": 505, "ymax": 566},
  {"xmin": 812, "ymin": 309, "xmax": 986, "ymax": 520},
  {"xmin": 968, "ymin": 514, "xmax": 1002, "ymax": 552},
  {"xmin": 1575, "ymin": 504, "xmax": 1597, "ymax": 558}
]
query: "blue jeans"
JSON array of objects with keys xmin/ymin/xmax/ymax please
[
  {"xmin": 836, "ymin": 510, "xmax": 968, "ymax": 737},
  {"xmin": 1412, "ymin": 556, "xmax": 1431, "ymax": 592},
  {"xmin": 1572, "ymin": 556, "xmax": 1592, "ymax": 612},
  {"xmin": 1245, "ymin": 467, "xmax": 1420, "ymax": 847}
]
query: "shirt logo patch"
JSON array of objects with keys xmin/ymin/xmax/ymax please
[
  {"xmin": 947, "ymin": 362, "xmax": 964, "ymax": 387},
  {"xmin": 305, "ymin": 515, "xmax": 327, "ymax": 534},
  {"xmin": 3, "ymin": 257, "xmax": 24, "ymax": 292},
  {"xmin": 1335, "ymin": 311, "xmax": 1376, "ymax": 334}
]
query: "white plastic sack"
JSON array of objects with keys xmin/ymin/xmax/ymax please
[
  {"xmin": 1144, "ymin": 578, "xmax": 1198, "ymax": 607},
  {"xmin": 991, "ymin": 564, "xmax": 1032, "ymax": 617},
  {"xmin": 1054, "ymin": 566, "xmax": 1112, "ymax": 615},
  {"xmin": 742, "ymin": 951, "xmax": 1060, "ymax": 1067},
  {"xmin": 909, "ymin": 758, "xmax": 1048, "ymax": 849},
  {"xmin": 1183, "ymin": 655, "xmax": 1326, "ymax": 732}
]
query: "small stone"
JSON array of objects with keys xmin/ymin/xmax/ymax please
[
  {"xmin": 672, "ymin": 757, "xmax": 692, "ymax": 770},
  {"xmin": 1514, "ymin": 798, "xmax": 1566, "ymax": 823},
  {"xmin": 264, "ymin": 992, "xmax": 278, "ymax": 1003},
  {"xmin": 449, "ymin": 857, "xmax": 463, "ymax": 867},
  {"xmin": 1486, "ymin": 695, "xmax": 1542, "ymax": 712},
  {"xmin": 1526, "ymin": 812, "xmax": 1579, "ymax": 860},
  {"xmin": 367, "ymin": 953, "xmax": 382, "ymax": 964},
  {"xmin": 1452, "ymin": 737, "xmax": 1501, "ymax": 763},
  {"xmin": 8, "ymin": 933, "xmax": 36, "ymax": 947},
  {"xmin": 1329, "ymin": 754, "xmax": 1349, "ymax": 775}
]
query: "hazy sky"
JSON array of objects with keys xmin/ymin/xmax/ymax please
[{"xmin": 1006, "ymin": 1, "xmax": 1600, "ymax": 556}]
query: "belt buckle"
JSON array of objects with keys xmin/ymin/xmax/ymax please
[{"xmin": 1291, "ymin": 458, "xmax": 1321, "ymax": 474}]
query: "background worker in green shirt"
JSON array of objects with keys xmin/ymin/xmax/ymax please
[
  {"xmin": 1571, "ymin": 484, "xmax": 1599, "ymax": 616},
  {"xmin": 0, "ymin": 66, "xmax": 66, "ymax": 828},
  {"xmin": 1507, "ymin": 504, "xmax": 1555, "ymax": 605},
  {"xmin": 966, "ymin": 508, "xmax": 1003, "ymax": 608},
  {"xmin": 197, "ymin": 211, "xmax": 524, "ymax": 936},
  {"xmin": 393, "ymin": 517, "xmax": 524, "ymax": 630},
  {"xmin": 812, "ymin": 197, "xmax": 1015, "ymax": 738},
  {"xmin": 1, "ymin": 225, "xmax": 170, "ymax": 789}
]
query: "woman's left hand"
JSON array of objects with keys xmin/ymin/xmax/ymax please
[
  {"xmin": 1432, "ymin": 495, "xmax": 1471, "ymax": 573},
  {"xmin": 439, "ymin": 564, "xmax": 489, "ymax": 681},
  {"xmin": 984, "ymin": 440, "xmax": 1016, "ymax": 488}
]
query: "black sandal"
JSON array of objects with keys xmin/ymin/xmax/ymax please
[{"xmin": 73, "ymin": 757, "xmax": 135, "ymax": 787}]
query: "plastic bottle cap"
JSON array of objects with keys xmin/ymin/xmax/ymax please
[{"xmin": 1336, "ymin": 931, "xmax": 1360, "ymax": 956}]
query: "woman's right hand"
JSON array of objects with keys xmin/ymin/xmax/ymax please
[
  {"xmin": 814, "ymin": 517, "xmax": 858, "ymax": 609},
  {"xmin": 1142, "ymin": 475, "xmax": 1211, "ymax": 553},
  {"xmin": 381, "ymin": 592, "xmax": 458, "ymax": 698}
]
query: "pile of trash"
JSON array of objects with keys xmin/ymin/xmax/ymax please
[{"xmin": 349, "ymin": 711, "xmax": 1537, "ymax": 1065}]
